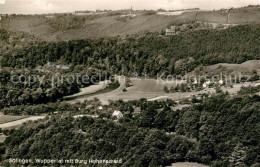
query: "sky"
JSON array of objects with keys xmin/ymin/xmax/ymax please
[{"xmin": 0, "ymin": 0, "xmax": 260, "ymax": 14}]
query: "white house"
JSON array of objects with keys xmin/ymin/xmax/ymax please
[
  {"xmin": 112, "ymin": 110, "xmax": 123, "ymax": 119},
  {"xmin": 219, "ymin": 79, "xmax": 224, "ymax": 85},
  {"xmin": 98, "ymin": 106, "xmax": 103, "ymax": 110},
  {"xmin": 203, "ymin": 83, "xmax": 207, "ymax": 88},
  {"xmin": 206, "ymin": 81, "xmax": 211, "ymax": 85}
]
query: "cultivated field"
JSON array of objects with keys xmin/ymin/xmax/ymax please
[
  {"xmin": 69, "ymin": 77, "xmax": 184, "ymax": 104},
  {"xmin": 65, "ymin": 81, "xmax": 110, "ymax": 98},
  {"xmin": 197, "ymin": 11, "xmax": 228, "ymax": 23},
  {"xmin": 229, "ymin": 7, "xmax": 260, "ymax": 23},
  {"xmin": 190, "ymin": 60, "xmax": 260, "ymax": 76},
  {"xmin": 4, "ymin": 14, "xmax": 196, "ymax": 41}
]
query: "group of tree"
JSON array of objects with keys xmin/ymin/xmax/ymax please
[
  {"xmin": 0, "ymin": 69, "xmax": 107, "ymax": 108},
  {"xmin": 1, "ymin": 90, "xmax": 260, "ymax": 166}
]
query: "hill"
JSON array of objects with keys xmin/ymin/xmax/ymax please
[
  {"xmin": 189, "ymin": 60, "xmax": 260, "ymax": 76},
  {"xmin": 1, "ymin": 13, "xmax": 196, "ymax": 41},
  {"xmin": 1, "ymin": 93, "xmax": 260, "ymax": 166},
  {"xmin": 2, "ymin": 6, "xmax": 260, "ymax": 41}
]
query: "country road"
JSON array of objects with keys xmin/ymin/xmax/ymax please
[{"xmin": 0, "ymin": 116, "xmax": 46, "ymax": 129}]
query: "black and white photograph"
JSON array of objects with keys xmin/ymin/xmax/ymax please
[{"xmin": 0, "ymin": 0, "xmax": 260, "ymax": 166}]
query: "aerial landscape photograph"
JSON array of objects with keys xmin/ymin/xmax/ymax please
[{"xmin": 0, "ymin": 0, "xmax": 260, "ymax": 166}]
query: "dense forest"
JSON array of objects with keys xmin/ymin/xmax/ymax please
[
  {"xmin": 1, "ymin": 91, "xmax": 259, "ymax": 166},
  {"xmin": 1, "ymin": 25, "xmax": 260, "ymax": 76},
  {"xmin": 0, "ymin": 68, "xmax": 109, "ymax": 108}
]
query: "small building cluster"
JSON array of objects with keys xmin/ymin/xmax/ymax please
[
  {"xmin": 165, "ymin": 21, "xmax": 238, "ymax": 36},
  {"xmin": 165, "ymin": 24, "xmax": 190, "ymax": 36},
  {"xmin": 202, "ymin": 79, "xmax": 224, "ymax": 88},
  {"xmin": 165, "ymin": 26, "xmax": 176, "ymax": 36},
  {"xmin": 45, "ymin": 15, "xmax": 55, "ymax": 19}
]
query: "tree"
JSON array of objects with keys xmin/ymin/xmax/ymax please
[{"xmin": 164, "ymin": 86, "xmax": 169, "ymax": 93}]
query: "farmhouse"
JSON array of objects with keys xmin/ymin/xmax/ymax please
[
  {"xmin": 112, "ymin": 111, "xmax": 123, "ymax": 119},
  {"xmin": 203, "ymin": 83, "xmax": 207, "ymax": 88},
  {"xmin": 219, "ymin": 79, "xmax": 224, "ymax": 85},
  {"xmin": 165, "ymin": 26, "xmax": 176, "ymax": 35},
  {"xmin": 134, "ymin": 107, "xmax": 141, "ymax": 114}
]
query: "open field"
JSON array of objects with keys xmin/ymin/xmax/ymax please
[
  {"xmin": 157, "ymin": 10, "xmax": 202, "ymax": 16},
  {"xmin": 0, "ymin": 116, "xmax": 46, "ymax": 129},
  {"xmin": 65, "ymin": 81, "xmax": 110, "ymax": 98},
  {"xmin": 69, "ymin": 77, "xmax": 185, "ymax": 104},
  {"xmin": 229, "ymin": 6, "xmax": 260, "ymax": 23},
  {"xmin": 0, "ymin": 114, "xmax": 27, "ymax": 124},
  {"xmin": 172, "ymin": 104, "xmax": 191, "ymax": 110},
  {"xmin": 68, "ymin": 76, "xmax": 260, "ymax": 105},
  {"xmin": 197, "ymin": 11, "xmax": 228, "ymax": 23},
  {"xmin": 190, "ymin": 60, "xmax": 260, "ymax": 76},
  {"xmin": 128, "ymin": 78, "xmax": 181, "ymax": 93}
]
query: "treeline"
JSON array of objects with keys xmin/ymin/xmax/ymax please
[
  {"xmin": 2, "ymin": 25, "xmax": 260, "ymax": 76},
  {"xmin": 0, "ymin": 69, "xmax": 106, "ymax": 108},
  {"xmin": 1, "ymin": 92, "xmax": 260, "ymax": 166}
]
